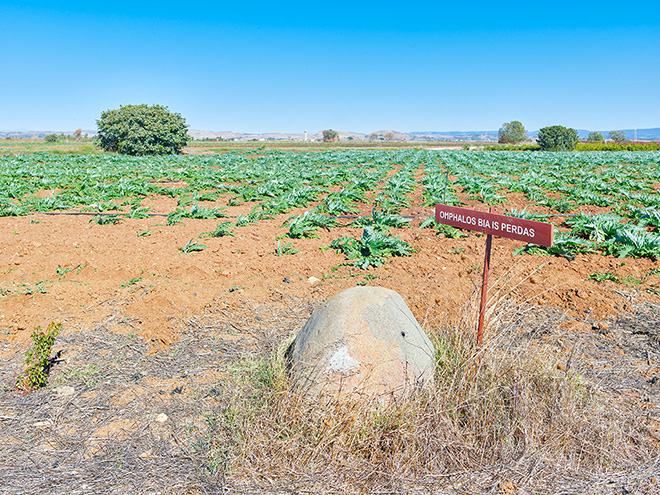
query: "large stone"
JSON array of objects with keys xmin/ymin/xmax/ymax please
[{"xmin": 286, "ymin": 286, "xmax": 435, "ymax": 398}]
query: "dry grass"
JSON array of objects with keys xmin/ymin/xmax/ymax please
[
  {"xmin": 211, "ymin": 298, "xmax": 659, "ymax": 494},
  {"xmin": 1, "ymin": 295, "xmax": 658, "ymax": 494}
]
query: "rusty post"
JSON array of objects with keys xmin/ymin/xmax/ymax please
[{"xmin": 477, "ymin": 233, "xmax": 492, "ymax": 348}]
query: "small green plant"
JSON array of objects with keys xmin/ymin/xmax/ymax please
[
  {"xmin": 271, "ymin": 240, "xmax": 300, "ymax": 256},
  {"xmin": 16, "ymin": 322, "xmax": 61, "ymax": 390},
  {"xmin": 181, "ymin": 236, "xmax": 207, "ymax": 253},
  {"xmin": 120, "ymin": 276, "xmax": 142, "ymax": 288},
  {"xmin": 137, "ymin": 229, "xmax": 152, "ymax": 237},
  {"xmin": 90, "ymin": 214, "xmax": 122, "ymax": 225},
  {"xmin": 589, "ymin": 272, "xmax": 620, "ymax": 283},
  {"xmin": 125, "ymin": 205, "xmax": 151, "ymax": 219},
  {"xmin": 204, "ymin": 222, "xmax": 235, "ymax": 238}
]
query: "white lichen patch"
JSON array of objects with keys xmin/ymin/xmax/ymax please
[{"xmin": 326, "ymin": 345, "xmax": 360, "ymax": 373}]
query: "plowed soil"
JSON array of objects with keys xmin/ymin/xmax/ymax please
[{"xmin": 1, "ymin": 192, "xmax": 658, "ymax": 350}]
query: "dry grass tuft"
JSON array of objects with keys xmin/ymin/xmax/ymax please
[{"xmin": 212, "ymin": 299, "xmax": 658, "ymax": 493}]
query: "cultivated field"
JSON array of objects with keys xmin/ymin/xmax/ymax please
[{"xmin": 1, "ymin": 149, "xmax": 659, "ymax": 494}]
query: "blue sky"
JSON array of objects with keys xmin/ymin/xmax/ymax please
[{"xmin": 2, "ymin": 1, "xmax": 659, "ymax": 133}]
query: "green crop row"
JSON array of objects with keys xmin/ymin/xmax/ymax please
[{"xmin": 2, "ymin": 149, "xmax": 660, "ymax": 262}]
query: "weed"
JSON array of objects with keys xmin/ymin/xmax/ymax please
[
  {"xmin": 57, "ymin": 363, "xmax": 103, "ymax": 387},
  {"xmin": 16, "ymin": 322, "xmax": 60, "ymax": 390},
  {"xmin": 56, "ymin": 264, "xmax": 82, "ymax": 278},
  {"xmin": 137, "ymin": 229, "xmax": 152, "ymax": 237},
  {"xmin": 449, "ymin": 245, "xmax": 465, "ymax": 255}
]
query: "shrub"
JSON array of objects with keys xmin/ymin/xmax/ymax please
[
  {"xmin": 321, "ymin": 129, "xmax": 339, "ymax": 142},
  {"xmin": 96, "ymin": 104, "xmax": 189, "ymax": 156},
  {"xmin": 537, "ymin": 125, "xmax": 578, "ymax": 151},
  {"xmin": 498, "ymin": 120, "xmax": 527, "ymax": 144},
  {"xmin": 576, "ymin": 142, "xmax": 660, "ymax": 151},
  {"xmin": 484, "ymin": 144, "xmax": 541, "ymax": 151},
  {"xmin": 44, "ymin": 134, "xmax": 58, "ymax": 143},
  {"xmin": 16, "ymin": 322, "xmax": 61, "ymax": 390}
]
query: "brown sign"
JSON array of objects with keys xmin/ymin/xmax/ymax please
[{"xmin": 435, "ymin": 204, "xmax": 554, "ymax": 247}]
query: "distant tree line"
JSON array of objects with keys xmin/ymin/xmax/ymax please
[{"xmin": 44, "ymin": 129, "xmax": 90, "ymax": 143}]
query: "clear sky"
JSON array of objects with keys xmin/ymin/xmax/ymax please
[{"xmin": 2, "ymin": 1, "xmax": 659, "ymax": 133}]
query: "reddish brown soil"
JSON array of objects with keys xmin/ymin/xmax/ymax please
[{"xmin": 1, "ymin": 193, "xmax": 658, "ymax": 350}]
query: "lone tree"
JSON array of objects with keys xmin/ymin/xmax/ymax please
[
  {"xmin": 609, "ymin": 130, "xmax": 627, "ymax": 143},
  {"xmin": 498, "ymin": 121, "xmax": 527, "ymax": 144},
  {"xmin": 537, "ymin": 125, "xmax": 578, "ymax": 151},
  {"xmin": 322, "ymin": 129, "xmax": 339, "ymax": 142},
  {"xmin": 587, "ymin": 131, "xmax": 605, "ymax": 143},
  {"xmin": 97, "ymin": 104, "xmax": 189, "ymax": 155}
]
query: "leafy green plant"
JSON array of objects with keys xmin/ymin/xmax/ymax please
[
  {"xmin": 204, "ymin": 222, "xmax": 235, "ymax": 237},
  {"xmin": 125, "ymin": 205, "xmax": 151, "ymax": 219},
  {"xmin": 419, "ymin": 217, "xmax": 467, "ymax": 238},
  {"xmin": 16, "ymin": 322, "xmax": 61, "ymax": 390},
  {"xmin": 90, "ymin": 214, "xmax": 122, "ymax": 225},
  {"xmin": 351, "ymin": 207, "xmax": 411, "ymax": 232},
  {"xmin": 589, "ymin": 272, "xmax": 620, "ymax": 283},
  {"xmin": 330, "ymin": 227, "xmax": 415, "ymax": 269},
  {"xmin": 284, "ymin": 211, "xmax": 338, "ymax": 238},
  {"xmin": 180, "ymin": 236, "xmax": 207, "ymax": 253},
  {"xmin": 271, "ymin": 240, "xmax": 300, "ymax": 256}
]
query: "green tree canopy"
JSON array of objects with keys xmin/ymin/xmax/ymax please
[
  {"xmin": 587, "ymin": 131, "xmax": 605, "ymax": 143},
  {"xmin": 96, "ymin": 104, "xmax": 189, "ymax": 156},
  {"xmin": 609, "ymin": 130, "xmax": 627, "ymax": 142},
  {"xmin": 322, "ymin": 129, "xmax": 339, "ymax": 142},
  {"xmin": 537, "ymin": 125, "xmax": 578, "ymax": 151},
  {"xmin": 498, "ymin": 121, "xmax": 527, "ymax": 144}
]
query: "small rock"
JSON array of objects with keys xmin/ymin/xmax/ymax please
[
  {"xmin": 283, "ymin": 277, "xmax": 294, "ymax": 284},
  {"xmin": 308, "ymin": 276, "xmax": 321, "ymax": 286},
  {"xmin": 32, "ymin": 421, "xmax": 51, "ymax": 427},
  {"xmin": 139, "ymin": 450, "xmax": 153, "ymax": 459},
  {"xmin": 53, "ymin": 386, "xmax": 75, "ymax": 397},
  {"xmin": 155, "ymin": 413, "xmax": 168, "ymax": 423}
]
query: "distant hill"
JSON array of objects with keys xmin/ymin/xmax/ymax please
[{"xmin": 0, "ymin": 129, "xmax": 97, "ymax": 139}]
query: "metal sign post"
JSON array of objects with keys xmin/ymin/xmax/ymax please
[{"xmin": 435, "ymin": 204, "xmax": 554, "ymax": 348}]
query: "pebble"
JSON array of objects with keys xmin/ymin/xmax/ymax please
[
  {"xmin": 308, "ymin": 276, "xmax": 321, "ymax": 286},
  {"xmin": 53, "ymin": 386, "xmax": 75, "ymax": 397},
  {"xmin": 155, "ymin": 413, "xmax": 168, "ymax": 423}
]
